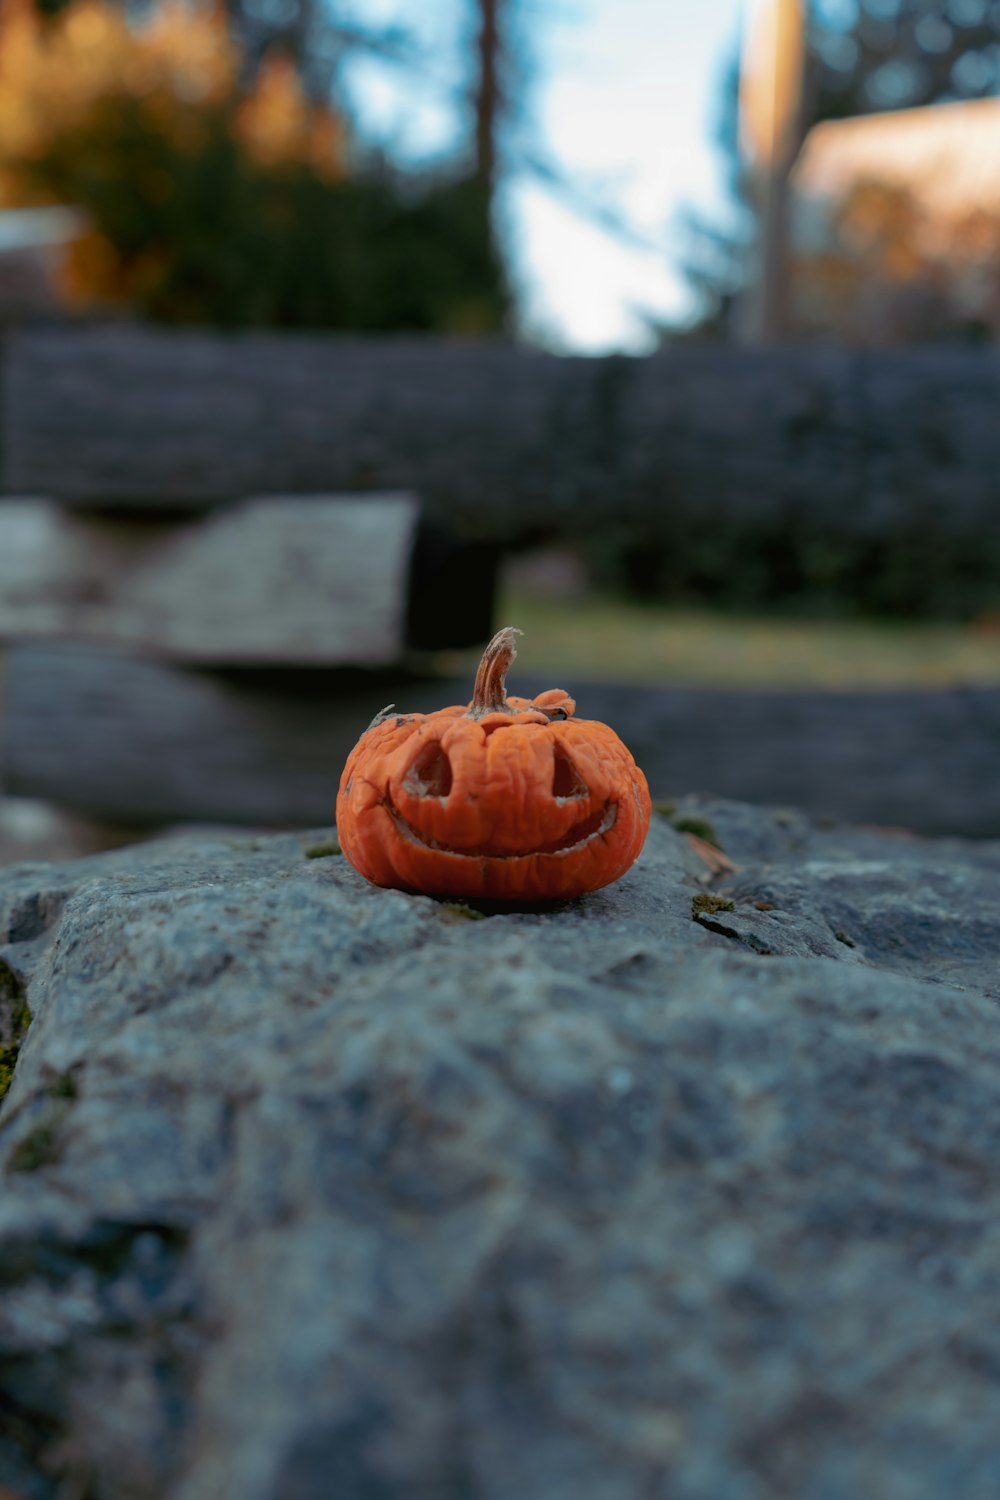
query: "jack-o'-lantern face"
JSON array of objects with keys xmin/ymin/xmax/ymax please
[{"xmin": 336, "ymin": 628, "xmax": 651, "ymax": 901}]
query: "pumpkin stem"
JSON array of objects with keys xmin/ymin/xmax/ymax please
[{"xmin": 467, "ymin": 626, "xmax": 522, "ymax": 718}]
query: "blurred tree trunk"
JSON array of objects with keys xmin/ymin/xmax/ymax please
[{"xmin": 473, "ymin": 0, "xmax": 502, "ymax": 236}]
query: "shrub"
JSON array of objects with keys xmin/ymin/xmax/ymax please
[{"xmin": 0, "ymin": 0, "xmax": 509, "ymax": 331}]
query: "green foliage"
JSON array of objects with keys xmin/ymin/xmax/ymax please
[
  {"xmin": 812, "ymin": 1, "xmax": 1000, "ymax": 121},
  {"xmin": 580, "ymin": 507, "xmax": 1000, "ymax": 620},
  {"xmin": 32, "ymin": 100, "xmax": 509, "ymax": 329},
  {"xmin": 0, "ymin": 0, "xmax": 510, "ymax": 332}
]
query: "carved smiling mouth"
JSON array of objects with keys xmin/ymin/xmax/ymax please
[{"xmin": 384, "ymin": 797, "xmax": 618, "ymax": 859}]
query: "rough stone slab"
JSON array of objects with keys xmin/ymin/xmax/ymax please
[
  {"xmin": 0, "ymin": 803, "xmax": 1000, "ymax": 1498},
  {"xmin": 0, "ymin": 493, "xmax": 419, "ymax": 665},
  {"xmin": 5, "ymin": 643, "xmax": 1000, "ymax": 835},
  {"xmin": 672, "ymin": 793, "xmax": 1000, "ymax": 995}
]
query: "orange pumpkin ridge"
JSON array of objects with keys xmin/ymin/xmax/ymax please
[{"xmin": 336, "ymin": 627, "xmax": 651, "ymax": 901}]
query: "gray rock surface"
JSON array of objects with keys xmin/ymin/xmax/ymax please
[{"xmin": 1, "ymin": 800, "xmax": 999, "ymax": 1500}]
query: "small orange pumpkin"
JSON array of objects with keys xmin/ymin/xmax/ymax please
[{"xmin": 336, "ymin": 627, "xmax": 651, "ymax": 901}]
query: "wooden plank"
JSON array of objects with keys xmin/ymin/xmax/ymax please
[
  {"xmin": 4, "ymin": 643, "xmax": 999, "ymax": 836},
  {"xmin": 621, "ymin": 346, "xmax": 867, "ymax": 522},
  {"xmin": 5, "ymin": 331, "xmax": 1000, "ymax": 549},
  {"xmin": 1, "ymin": 330, "xmax": 585, "ymax": 530},
  {"xmin": 0, "ymin": 494, "xmax": 420, "ymax": 665}
]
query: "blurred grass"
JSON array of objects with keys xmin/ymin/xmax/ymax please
[{"xmin": 483, "ymin": 589, "xmax": 1000, "ymax": 689}]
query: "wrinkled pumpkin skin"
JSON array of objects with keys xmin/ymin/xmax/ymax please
[{"xmin": 337, "ymin": 683, "xmax": 651, "ymax": 902}]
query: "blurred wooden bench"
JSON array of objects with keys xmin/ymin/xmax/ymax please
[
  {"xmin": 6, "ymin": 643, "xmax": 1000, "ymax": 836},
  {"xmin": 0, "ymin": 492, "xmax": 497, "ymax": 664},
  {"xmin": 2, "ymin": 325, "xmax": 999, "ymax": 839},
  {"xmin": 0, "ymin": 488, "xmax": 498, "ymax": 833},
  {"xmin": 1, "ymin": 493, "xmax": 424, "ymax": 665}
]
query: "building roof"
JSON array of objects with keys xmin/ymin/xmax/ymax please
[{"xmin": 793, "ymin": 96, "xmax": 1000, "ymax": 224}]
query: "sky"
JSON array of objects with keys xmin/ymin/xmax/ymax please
[{"xmin": 339, "ymin": 0, "xmax": 747, "ymax": 352}]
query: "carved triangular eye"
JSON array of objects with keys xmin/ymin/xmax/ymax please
[
  {"xmin": 552, "ymin": 746, "xmax": 588, "ymax": 800},
  {"xmin": 404, "ymin": 741, "xmax": 453, "ymax": 797}
]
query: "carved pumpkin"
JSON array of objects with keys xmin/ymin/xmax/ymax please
[{"xmin": 336, "ymin": 627, "xmax": 651, "ymax": 901}]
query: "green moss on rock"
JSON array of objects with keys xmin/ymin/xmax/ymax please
[
  {"xmin": 47, "ymin": 1070, "xmax": 80, "ymax": 1101},
  {"xmin": 8, "ymin": 1122, "xmax": 62, "ymax": 1174},
  {"xmin": 304, "ymin": 841, "xmax": 342, "ymax": 860},
  {"xmin": 692, "ymin": 893, "xmax": 736, "ymax": 917},
  {"xmin": 673, "ymin": 815, "xmax": 722, "ymax": 847},
  {"xmin": 0, "ymin": 962, "xmax": 32, "ymax": 1105}
]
